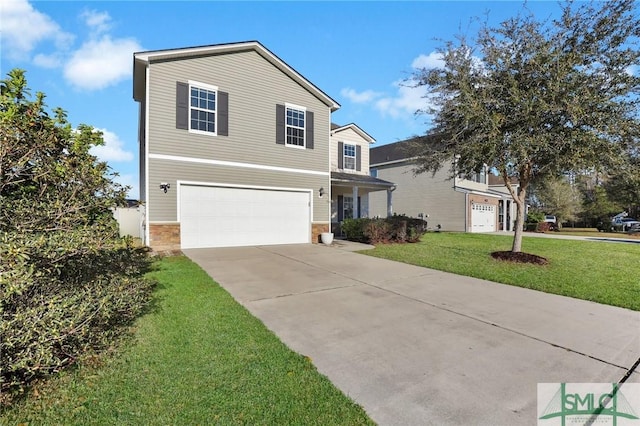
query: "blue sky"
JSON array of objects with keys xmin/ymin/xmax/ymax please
[{"xmin": 2, "ymin": 0, "xmax": 577, "ymax": 199}]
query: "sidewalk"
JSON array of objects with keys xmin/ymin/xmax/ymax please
[{"xmin": 494, "ymin": 230, "xmax": 640, "ymax": 244}]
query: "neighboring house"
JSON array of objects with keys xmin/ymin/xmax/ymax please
[
  {"xmin": 133, "ymin": 41, "xmax": 339, "ymax": 250},
  {"xmin": 329, "ymin": 123, "xmax": 395, "ymax": 233},
  {"xmin": 369, "ymin": 139, "xmax": 518, "ymax": 232}
]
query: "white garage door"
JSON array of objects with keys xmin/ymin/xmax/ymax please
[
  {"xmin": 471, "ymin": 203, "xmax": 496, "ymax": 233},
  {"xmin": 180, "ymin": 185, "xmax": 311, "ymax": 249}
]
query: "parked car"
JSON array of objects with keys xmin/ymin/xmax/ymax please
[
  {"xmin": 613, "ymin": 217, "xmax": 640, "ymax": 232},
  {"xmin": 610, "ymin": 212, "xmax": 640, "ymax": 232},
  {"xmin": 543, "ymin": 215, "xmax": 558, "ymax": 230}
]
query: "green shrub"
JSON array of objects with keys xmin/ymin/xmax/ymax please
[
  {"xmin": 526, "ymin": 211, "xmax": 545, "ymax": 224},
  {"xmin": 0, "ymin": 69, "xmax": 154, "ymax": 401},
  {"xmin": 0, "ymin": 228, "xmax": 155, "ymax": 398},
  {"xmin": 341, "ymin": 215, "xmax": 427, "ymax": 244},
  {"xmin": 525, "ymin": 223, "xmax": 538, "ymax": 231},
  {"xmin": 363, "ymin": 220, "xmax": 392, "ymax": 243},
  {"xmin": 341, "ymin": 218, "xmax": 369, "ymax": 242}
]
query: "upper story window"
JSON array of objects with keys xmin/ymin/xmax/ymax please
[
  {"xmin": 276, "ymin": 103, "xmax": 314, "ymax": 149},
  {"xmin": 343, "ymin": 144, "xmax": 356, "ymax": 170},
  {"xmin": 468, "ymin": 169, "xmax": 487, "ymax": 184},
  {"xmin": 176, "ymin": 81, "xmax": 228, "ymax": 136},
  {"xmin": 337, "ymin": 141, "xmax": 361, "ymax": 172},
  {"xmin": 286, "ymin": 105, "xmax": 305, "ymax": 147},
  {"xmin": 190, "ymin": 83, "xmax": 217, "ymax": 134},
  {"xmin": 370, "ymin": 168, "xmax": 378, "ymax": 178}
]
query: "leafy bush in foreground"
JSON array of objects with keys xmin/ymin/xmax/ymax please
[
  {"xmin": 0, "ymin": 69, "xmax": 154, "ymax": 400},
  {"xmin": 341, "ymin": 215, "xmax": 427, "ymax": 244}
]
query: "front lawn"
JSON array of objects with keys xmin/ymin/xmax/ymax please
[
  {"xmin": 2, "ymin": 256, "xmax": 373, "ymax": 425},
  {"xmin": 364, "ymin": 233, "xmax": 640, "ymax": 311}
]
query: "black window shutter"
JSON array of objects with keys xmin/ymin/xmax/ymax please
[
  {"xmin": 356, "ymin": 145, "xmax": 362, "ymax": 171},
  {"xmin": 306, "ymin": 111, "xmax": 314, "ymax": 149},
  {"xmin": 338, "ymin": 195, "xmax": 344, "ymax": 222},
  {"xmin": 276, "ymin": 104, "xmax": 285, "ymax": 145},
  {"xmin": 218, "ymin": 91, "xmax": 229, "ymax": 136},
  {"xmin": 357, "ymin": 196, "xmax": 361, "ymax": 219},
  {"xmin": 338, "ymin": 142, "xmax": 344, "ymax": 169},
  {"xmin": 176, "ymin": 82, "xmax": 189, "ymax": 130}
]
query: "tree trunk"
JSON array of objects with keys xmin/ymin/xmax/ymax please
[
  {"xmin": 511, "ymin": 196, "xmax": 526, "ymax": 253},
  {"xmin": 501, "ymin": 167, "xmax": 529, "ymax": 254}
]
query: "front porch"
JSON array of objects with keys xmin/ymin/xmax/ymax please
[{"xmin": 330, "ymin": 172, "xmax": 395, "ymax": 234}]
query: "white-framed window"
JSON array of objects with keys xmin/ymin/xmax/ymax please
[
  {"xmin": 370, "ymin": 168, "xmax": 378, "ymax": 178},
  {"xmin": 343, "ymin": 144, "xmax": 356, "ymax": 170},
  {"xmin": 286, "ymin": 104, "xmax": 306, "ymax": 147},
  {"xmin": 189, "ymin": 81, "xmax": 217, "ymax": 135},
  {"xmin": 343, "ymin": 195, "xmax": 354, "ymax": 220}
]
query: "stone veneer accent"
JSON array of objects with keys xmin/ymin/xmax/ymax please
[
  {"xmin": 311, "ymin": 223, "xmax": 330, "ymax": 244},
  {"xmin": 149, "ymin": 223, "xmax": 181, "ymax": 252},
  {"xmin": 149, "ymin": 222, "xmax": 329, "ymax": 249}
]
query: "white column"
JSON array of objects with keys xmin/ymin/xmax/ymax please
[
  {"xmin": 387, "ymin": 189, "xmax": 393, "ymax": 217},
  {"xmin": 353, "ymin": 186, "xmax": 359, "ymax": 219}
]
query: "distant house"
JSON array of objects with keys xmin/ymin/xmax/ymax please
[
  {"xmin": 329, "ymin": 123, "xmax": 395, "ymax": 233},
  {"xmin": 369, "ymin": 139, "xmax": 517, "ymax": 232},
  {"xmin": 133, "ymin": 41, "xmax": 340, "ymax": 250}
]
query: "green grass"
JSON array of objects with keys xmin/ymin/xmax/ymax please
[
  {"xmin": 2, "ymin": 256, "xmax": 373, "ymax": 425},
  {"xmin": 364, "ymin": 232, "xmax": 640, "ymax": 311},
  {"xmin": 555, "ymin": 229, "xmax": 640, "ymax": 239}
]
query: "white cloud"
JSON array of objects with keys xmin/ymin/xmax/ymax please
[
  {"xmin": 64, "ymin": 36, "xmax": 142, "ymax": 90},
  {"xmin": 81, "ymin": 9, "xmax": 112, "ymax": 35},
  {"xmin": 339, "ymin": 52, "xmax": 442, "ymax": 121},
  {"xmin": 90, "ymin": 129, "xmax": 134, "ymax": 162},
  {"xmin": 1, "ymin": 0, "xmax": 73, "ymax": 59},
  {"xmin": 374, "ymin": 79, "xmax": 429, "ymax": 119},
  {"xmin": 411, "ymin": 52, "xmax": 445, "ymax": 70},
  {"xmin": 33, "ymin": 52, "xmax": 62, "ymax": 68},
  {"xmin": 340, "ymin": 87, "xmax": 383, "ymax": 104}
]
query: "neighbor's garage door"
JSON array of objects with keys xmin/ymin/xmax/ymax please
[
  {"xmin": 471, "ymin": 203, "xmax": 496, "ymax": 233},
  {"xmin": 180, "ymin": 185, "xmax": 310, "ymax": 249}
]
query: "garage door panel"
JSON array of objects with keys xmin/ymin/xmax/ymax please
[
  {"xmin": 471, "ymin": 203, "xmax": 496, "ymax": 233},
  {"xmin": 180, "ymin": 185, "xmax": 310, "ymax": 248}
]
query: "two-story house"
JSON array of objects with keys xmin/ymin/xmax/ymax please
[
  {"xmin": 133, "ymin": 41, "xmax": 339, "ymax": 250},
  {"xmin": 329, "ymin": 123, "xmax": 395, "ymax": 234},
  {"xmin": 369, "ymin": 139, "xmax": 517, "ymax": 232}
]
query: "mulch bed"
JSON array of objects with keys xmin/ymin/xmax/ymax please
[{"xmin": 491, "ymin": 251, "xmax": 549, "ymax": 265}]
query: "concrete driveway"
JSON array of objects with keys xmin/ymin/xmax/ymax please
[{"xmin": 184, "ymin": 243, "xmax": 640, "ymax": 425}]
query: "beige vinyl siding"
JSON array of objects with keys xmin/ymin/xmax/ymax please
[
  {"xmin": 148, "ymin": 157, "xmax": 329, "ymax": 222},
  {"xmin": 146, "ymin": 50, "xmax": 330, "ymax": 173},
  {"xmin": 369, "ymin": 162, "xmax": 466, "ymax": 231},
  {"xmin": 330, "ymin": 128, "xmax": 370, "ymax": 174}
]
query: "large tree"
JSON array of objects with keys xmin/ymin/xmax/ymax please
[
  {"xmin": 604, "ymin": 155, "xmax": 640, "ymax": 217},
  {"xmin": 576, "ymin": 173, "xmax": 622, "ymax": 227},
  {"xmin": 411, "ymin": 0, "xmax": 640, "ymax": 252},
  {"xmin": 535, "ymin": 176, "xmax": 583, "ymax": 227}
]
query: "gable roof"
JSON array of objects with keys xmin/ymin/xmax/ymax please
[
  {"xmin": 370, "ymin": 138, "xmax": 419, "ymax": 166},
  {"xmin": 133, "ymin": 41, "xmax": 340, "ymax": 111},
  {"xmin": 330, "ymin": 123, "xmax": 376, "ymax": 143}
]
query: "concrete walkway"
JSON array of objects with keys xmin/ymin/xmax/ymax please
[{"xmin": 184, "ymin": 243, "xmax": 640, "ymax": 425}]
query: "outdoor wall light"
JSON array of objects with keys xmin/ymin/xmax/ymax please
[
  {"xmin": 159, "ymin": 183, "xmax": 171, "ymax": 193},
  {"xmin": 319, "ymin": 187, "xmax": 325, "ymax": 197}
]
